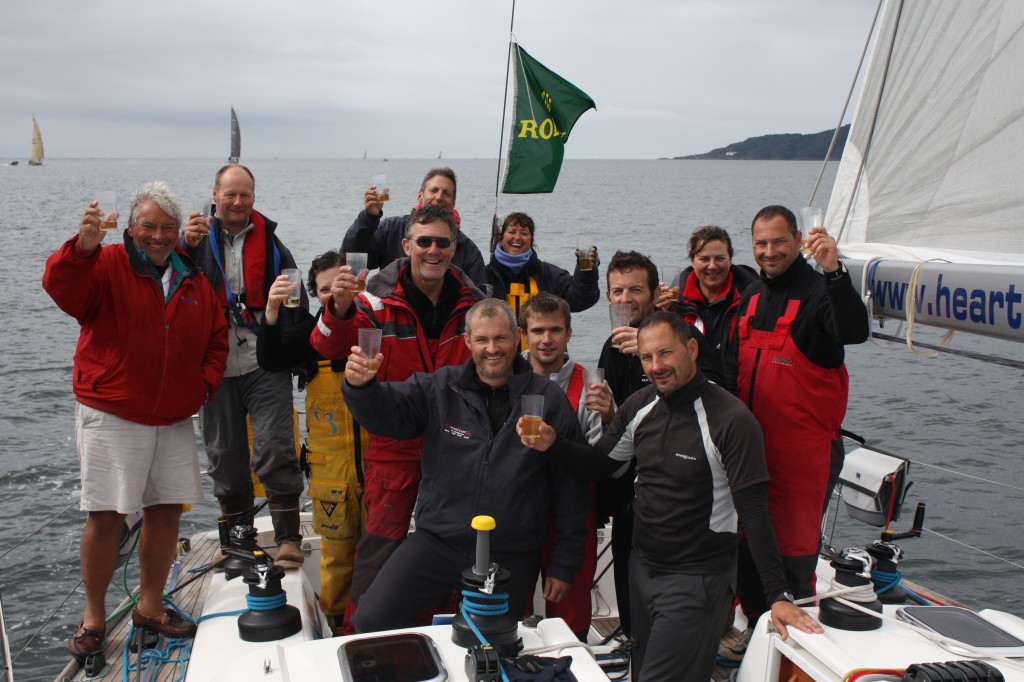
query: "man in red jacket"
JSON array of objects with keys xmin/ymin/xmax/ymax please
[
  {"xmin": 311, "ymin": 204, "xmax": 484, "ymax": 629},
  {"xmin": 43, "ymin": 182, "xmax": 228, "ymax": 666}
]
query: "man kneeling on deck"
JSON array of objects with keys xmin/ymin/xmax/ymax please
[
  {"xmin": 341, "ymin": 298, "xmax": 589, "ymax": 632},
  {"xmin": 522, "ymin": 311, "xmax": 821, "ymax": 682},
  {"xmin": 43, "ymin": 182, "xmax": 228, "ymax": 663}
]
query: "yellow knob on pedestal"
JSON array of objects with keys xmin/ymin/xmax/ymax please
[{"xmin": 471, "ymin": 515, "xmax": 496, "ymax": 531}]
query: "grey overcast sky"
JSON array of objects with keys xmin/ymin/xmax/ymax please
[{"xmin": 0, "ymin": 0, "xmax": 877, "ymax": 160}]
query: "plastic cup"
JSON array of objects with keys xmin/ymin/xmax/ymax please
[
  {"xmin": 798, "ymin": 207, "xmax": 824, "ymax": 257},
  {"xmin": 96, "ymin": 191, "xmax": 119, "ymax": 231},
  {"xmin": 372, "ymin": 174, "xmax": 389, "ymax": 202},
  {"xmin": 346, "ymin": 252, "xmax": 369, "ymax": 291},
  {"xmin": 578, "ymin": 246, "xmax": 595, "ymax": 272},
  {"xmin": 521, "ymin": 394, "xmax": 545, "ymax": 442},
  {"xmin": 609, "ymin": 303, "xmax": 632, "ymax": 349},
  {"xmin": 662, "ymin": 265, "xmax": 681, "ymax": 296},
  {"xmin": 358, "ymin": 327, "xmax": 383, "ymax": 372},
  {"xmin": 192, "ymin": 196, "xmax": 212, "ymax": 218},
  {"xmin": 583, "ymin": 367, "xmax": 605, "ymax": 411},
  {"xmin": 282, "ymin": 268, "xmax": 302, "ymax": 308}
]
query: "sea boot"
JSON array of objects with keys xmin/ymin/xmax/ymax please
[
  {"xmin": 209, "ymin": 490, "xmax": 256, "ymax": 573},
  {"xmin": 268, "ymin": 493, "xmax": 304, "ymax": 568}
]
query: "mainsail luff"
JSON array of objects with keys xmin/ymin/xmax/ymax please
[
  {"xmin": 229, "ymin": 108, "xmax": 241, "ymax": 163},
  {"xmin": 28, "ymin": 116, "xmax": 43, "ymax": 166},
  {"xmin": 828, "ymin": 0, "xmax": 1024, "ymax": 343}
]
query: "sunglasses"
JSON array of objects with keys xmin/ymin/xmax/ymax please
[{"xmin": 411, "ymin": 236, "xmax": 453, "ymax": 249}]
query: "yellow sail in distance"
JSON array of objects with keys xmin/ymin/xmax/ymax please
[{"xmin": 28, "ymin": 116, "xmax": 43, "ymax": 166}]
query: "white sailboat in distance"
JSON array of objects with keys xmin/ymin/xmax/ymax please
[
  {"xmin": 28, "ymin": 116, "xmax": 43, "ymax": 166},
  {"xmin": 228, "ymin": 107, "xmax": 241, "ymax": 163}
]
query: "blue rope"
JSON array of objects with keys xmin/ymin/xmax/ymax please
[
  {"xmin": 459, "ymin": 589, "xmax": 511, "ymax": 682},
  {"xmin": 461, "ymin": 589, "xmax": 510, "ymax": 616},
  {"xmin": 872, "ymin": 568, "xmax": 933, "ymax": 605},
  {"xmin": 121, "ymin": 623, "xmax": 193, "ymax": 682},
  {"xmin": 246, "ymin": 591, "xmax": 289, "ymax": 611}
]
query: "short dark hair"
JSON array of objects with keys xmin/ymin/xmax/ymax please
[
  {"xmin": 637, "ymin": 310, "xmax": 693, "ymax": 346},
  {"xmin": 502, "ymin": 212, "xmax": 535, "ymax": 237},
  {"xmin": 307, "ymin": 250, "xmax": 345, "ymax": 297},
  {"xmin": 518, "ymin": 292, "xmax": 571, "ymax": 331},
  {"xmin": 751, "ymin": 205, "xmax": 797, "ymax": 236},
  {"xmin": 688, "ymin": 225, "xmax": 734, "ymax": 260},
  {"xmin": 404, "ymin": 204, "xmax": 458, "ymax": 240},
  {"xmin": 214, "ymin": 163, "xmax": 256, "ymax": 189},
  {"xmin": 606, "ymin": 250, "xmax": 658, "ymax": 293},
  {"xmin": 466, "ymin": 298, "xmax": 517, "ymax": 338},
  {"xmin": 421, "ymin": 167, "xmax": 457, "ymax": 201}
]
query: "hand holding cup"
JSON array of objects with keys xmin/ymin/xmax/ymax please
[
  {"xmin": 358, "ymin": 327, "xmax": 383, "ymax": 373},
  {"xmin": 76, "ymin": 200, "xmax": 107, "ymax": 255}
]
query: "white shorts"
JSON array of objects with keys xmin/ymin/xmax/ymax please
[{"xmin": 76, "ymin": 402, "xmax": 205, "ymax": 513}]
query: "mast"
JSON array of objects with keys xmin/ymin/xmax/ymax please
[
  {"xmin": 229, "ymin": 107, "xmax": 241, "ymax": 163},
  {"xmin": 490, "ymin": 0, "xmax": 517, "ymax": 251}
]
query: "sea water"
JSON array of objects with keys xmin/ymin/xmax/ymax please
[{"xmin": 1, "ymin": 159, "xmax": 1021, "ymax": 678}]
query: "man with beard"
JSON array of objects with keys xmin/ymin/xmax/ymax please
[
  {"xmin": 340, "ymin": 298, "xmax": 588, "ymax": 633},
  {"xmin": 525, "ymin": 311, "xmax": 822, "ymax": 681},
  {"xmin": 597, "ymin": 249, "xmax": 720, "ymax": 636}
]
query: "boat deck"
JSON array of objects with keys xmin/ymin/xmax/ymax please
[
  {"xmin": 54, "ymin": 524, "xmax": 961, "ymax": 682},
  {"xmin": 55, "ymin": 526, "xmax": 294, "ymax": 682}
]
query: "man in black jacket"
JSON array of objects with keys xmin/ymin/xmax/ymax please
[
  {"xmin": 526, "ymin": 311, "xmax": 821, "ymax": 682},
  {"xmin": 342, "ymin": 166, "xmax": 487, "ymax": 286},
  {"xmin": 341, "ymin": 298, "xmax": 588, "ymax": 633},
  {"xmin": 724, "ymin": 204, "xmax": 869, "ymax": 632}
]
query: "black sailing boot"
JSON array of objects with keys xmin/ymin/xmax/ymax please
[
  {"xmin": 209, "ymin": 490, "xmax": 256, "ymax": 573},
  {"xmin": 267, "ymin": 493, "xmax": 304, "ymax": 568}
]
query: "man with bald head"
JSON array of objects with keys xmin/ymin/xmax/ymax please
[{"xmin": 182, "ymin": 164, "xmax": 308, "ymax": 568}]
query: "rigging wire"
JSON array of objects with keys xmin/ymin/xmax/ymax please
[
  {"xmin": 920, "ymin": 528, "xmax": 1024, "ymax": 572},
  {"xmin": 870, "ymin": 332, "xmax": 1024, "ymax": 370},
  {"xmin": 0, "ymin": 498, "xmax": 78, "ymax": 564},
  {"xmin": 834, "ymin": 0, "xmax": 905, "ymax": 246},
  {"xmin": 807, "ymin": 0, "xmax": 884, "ymax": 208}
]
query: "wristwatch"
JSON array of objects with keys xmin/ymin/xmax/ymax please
[
  {"xmin": 771, "ymin": 591, "xmax": 795, "ymax": 605},
  {"xmin": 824, "ymin": 261, "xmax": 848, "ymax": 282}
]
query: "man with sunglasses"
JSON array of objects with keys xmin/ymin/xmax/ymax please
[
  {"xmin": 312, "ymin": 204, "xmax": 484, "ymax": 631},
  {"xmin": 342, "ymin": 167, "xmax": 487, "ymax": 286}
]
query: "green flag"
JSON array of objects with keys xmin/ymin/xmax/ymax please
[{"xmin": 502, "ymin": 44, "xmax": 596, "ymax": 194}]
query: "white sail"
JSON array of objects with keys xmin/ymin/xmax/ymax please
[
  {"xmin": 828, "ymin": 1, "xmax": 1024, "ymax": 341},
  {"xmin": 28, "ymin": 116, "xmax": 43, "ymax": 166},
  {"xmin": 229, "ymin": 107, "xmax": 241, "ymax": 163}
]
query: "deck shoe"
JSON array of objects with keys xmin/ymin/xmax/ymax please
[
  {"xmin": 718, "ymin": 627, "xmax": 752, "ymax": 662},
  {"xmin": 68, "ymin": 622, "xmax": 106, "ymax": 662},
  {"xmin": 131, "ymin": 607, "xmax": 198, "ymax": 638},
  {"xmin": 274, "ymin": 539, "xmax": 304, "ymax": 568}
]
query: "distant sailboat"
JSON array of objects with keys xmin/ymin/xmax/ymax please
[
  {"xmin": 28, "ymin": 116, "xmax": 43, "ymax": 166},
  {"xmin": 228, "ymin": 108, "xmax": 241, "ymax": 163},
  {"xmin": 362, "ymin": 149, "xmax": 367, "ymax": 160},
  {"xmin": 438, "ymin": 150, "xmax": 442, "ymax": 160}
]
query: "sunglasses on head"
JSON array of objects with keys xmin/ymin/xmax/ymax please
[{"xmin": 412, "ymin": 236, "xmax": 453, "ymax": 249}]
